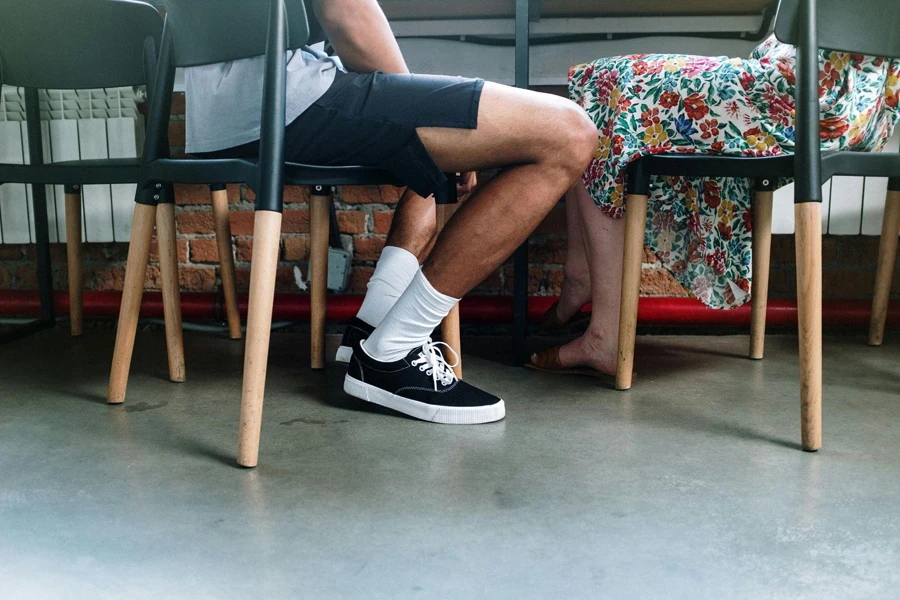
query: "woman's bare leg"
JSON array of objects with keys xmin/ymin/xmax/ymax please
[
  {"xmin": 555, "ymin": 184, "xmax": 593, "ymax": 323},
  {"xmin": 533, "ymin": 182, "xmax": 625, "ymax": 375}
]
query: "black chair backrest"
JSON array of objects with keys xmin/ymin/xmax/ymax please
[
  {"xmin": 0, "ymin": 0, "xmax": 162, "ymax": 89},
  {"xmin": 775, "ymin": 0, "xmax": 900, "ymax": 58},
  {"xmin": 162, "ymin": 0, "xmax": 311, "ymax": 67}
]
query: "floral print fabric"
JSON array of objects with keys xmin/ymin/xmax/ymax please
[{"xmin": 569, "ymin": 35, "xmax": 900, "ymax": 308}]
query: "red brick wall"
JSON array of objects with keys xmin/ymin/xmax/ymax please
[
  {"xmin": 0, "ymin": 91, "xmax": 898, "ymax": 304},
  {"xmin": 0, "ymin": 187, "xmax": 897, "ymax": 303}
]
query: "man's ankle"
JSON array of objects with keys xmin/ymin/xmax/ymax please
[{"xmin": 362, "ymin": 270, "xmax": 458, "ymax": 363}]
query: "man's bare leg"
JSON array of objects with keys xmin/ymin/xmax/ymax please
[
  {"xmin": 361, "ymin": 82, "xmax": 597, "ymax": 363},
  {"xmin": 385, "ymin": 189, "xmax": 437, "ymax": 262},
  {"xmin": 351, "ymin": 189, "xmax": 438, "ymax": 330},
  {"xmin": 345, "ymin": 83, "xmax": 596, "ymax": 422},
  {"xmin": 415, "ymin": 83, "xmax": 597, "ymax": 297}
]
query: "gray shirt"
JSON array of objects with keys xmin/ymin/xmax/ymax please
[{"xmin": 184, "ymin": 47, "xmax": 342, "ymax": 154}]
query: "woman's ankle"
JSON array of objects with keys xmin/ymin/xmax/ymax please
[{"xmin": 557, "ymin": 277, "xmax": 590, "ymax": 321}]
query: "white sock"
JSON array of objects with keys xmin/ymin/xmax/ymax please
[
  {"xmin": 362, "ymin": 269, "xmax": 459, "ymax": 362},
  {"xmin": 355, "ymin": 246, "xmax": 420, "ymax": 327}
]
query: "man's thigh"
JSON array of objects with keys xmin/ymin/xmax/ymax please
[
  {"xmin": 285, "ymin": 72, "xmax": 592, "ymax": 195},
  {"xmin": 283, "ymin": 70, "xmax": 487, "ymax": 197},
  {"xmin": 416, "ymin": 81, "xmax": 592, "ymax": 174}
]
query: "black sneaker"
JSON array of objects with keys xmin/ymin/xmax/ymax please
[
  {"xmin": 344, "ymin": 338, "xmax": 505, "ymax": 424},
  {"xmin": 335, "ymin": 317, "xmax": 375, "ymax": 364}
]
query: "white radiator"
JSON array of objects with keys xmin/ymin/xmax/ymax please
[
  {"xmin": 770, "ymin": 129, "xmax": 900, "ymax": 235},
  {"xmin": 0, "ymin": 85, "xmax": 143, "ymax": 244}
]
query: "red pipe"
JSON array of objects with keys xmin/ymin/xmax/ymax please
[{"xmin": 0, "ymin": 290, "xmax": 897, "ymax": 328}]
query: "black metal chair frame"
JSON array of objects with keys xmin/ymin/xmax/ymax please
[
  {"xmin": 0, "ymin": 0, "xmax": 161, "ymax": 343},
  {"xmin": 0, "ymin": 0, "xmax": 247, "ymax": 388},
  {"xmin": 109, "ymin": 0, "xmax": 456, "ymax": 468}
]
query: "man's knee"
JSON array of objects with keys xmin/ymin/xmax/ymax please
[
  {"xmin": 532, "ymin": 97, "xmax": 597, "ymax": 175},
  {"xmin": 558, "ymin": 102, "xmax": 599, "ymax": 172}
]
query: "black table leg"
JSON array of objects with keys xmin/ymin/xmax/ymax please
[
  {"xmin": 511, "ymin": 0, "xmax": 531, "ymax": 365},
  {"xmin": 512, "ymin": 242, "xmax": 529, "ymax": 365}
]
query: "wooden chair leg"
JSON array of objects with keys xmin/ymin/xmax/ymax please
[
  {"xmin": 157, "ymin": 202, "xmax": 185, "ymax": 383},
  {"xmin": 795, "ymin": 202, "xmax": 823, "ymax": 452},
  {"xmin": 616, "ymin": 194, "xmax": 649, "ymax": 391},
  {"xmin": 437, "ymin": 204, "xmax": 462, "ymax": 378},
  {"xmin": 441, "ymin": 305, "xmax": 462, "ymax": 379},
  {"xmin": 108, "ymin": 203, "xmax": 156, "ymax": 404},
  {"xmin": 237, "ymin": 210, "xmax": 283, "ymax": 468},
  {"xmin": 868, "ymin": 188, "xmax": 900, "ymax": 346},
  {"xmin": 211, "ymin": 186, "xmax": 242, "ymax": 340},
  {"xmin": 64, "ymin": 186, "xmax": 84, "ymax": 336},
  {"xmin": 309, "ymin": 187, "xmax": 330, "ymax": 370},
  {"xmin": 750, "ymin": 188, "xmax": 774, "ymax": 359}
]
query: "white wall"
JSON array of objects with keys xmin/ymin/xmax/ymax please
[{"xmin": 399, "ymin": 36, "xmax": 758, "ymax": 85}]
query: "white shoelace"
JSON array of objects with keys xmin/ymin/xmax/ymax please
[{"xmin": 410, "ymin": 338, "xmax": 460, "ymax": 391}]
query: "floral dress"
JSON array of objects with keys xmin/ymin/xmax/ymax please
[{"xmin": 569, "ymin": 35, "xmax": 900, "ymax": 308}]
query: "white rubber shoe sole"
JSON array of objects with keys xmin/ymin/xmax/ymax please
[
  {"xmin": 343, "ymin": 375, "xmax": 506, "ymax": 424},
  {"xmin": 335, "ymin": 345, "xmax": 353, "ymax": 364}
]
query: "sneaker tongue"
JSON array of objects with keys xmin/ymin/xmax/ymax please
[{"xmin": 406, "ymin": 345, "xmax": 426, "ymax": 361}]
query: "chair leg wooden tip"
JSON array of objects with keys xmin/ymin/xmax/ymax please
[{"xmin": 237, "ymin": 444, "xmax": 259, "ymax": 468}]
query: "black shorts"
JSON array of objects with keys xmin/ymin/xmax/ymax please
[{"xmin": 204, "ymin": 70, "xmax": 485, "ymax": 198}]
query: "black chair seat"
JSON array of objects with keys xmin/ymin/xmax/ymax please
[
  {"xmin": 143, "ymin": 157, "xmax": 403, "ymax": 190},
  {"xmin": 821, "ymin": 151, "xmax": 900, "ymax": 181},
  {"xmin": 0, "ymin": 158, "xmax": 142, "ymax": 186},
  {"xmin": 284, "ymin": 162, "xmax": 403, "ymax": 187},
  {"xmin": 627, "ymin": 150, "xmax": 900, "ymax": 193},
  {"xmin": 628, "ymin": 154, "xmax": 794, "ymax": 184}
]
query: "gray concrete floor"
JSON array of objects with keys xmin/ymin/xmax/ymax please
[{"xmin": 1, "ymin": 327, "xmax": 900, "ymax": 599}]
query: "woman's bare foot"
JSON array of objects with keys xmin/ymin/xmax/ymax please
[{"xmin": 552, "ymin": 329, "xmax": 617, "ymax": 376}]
